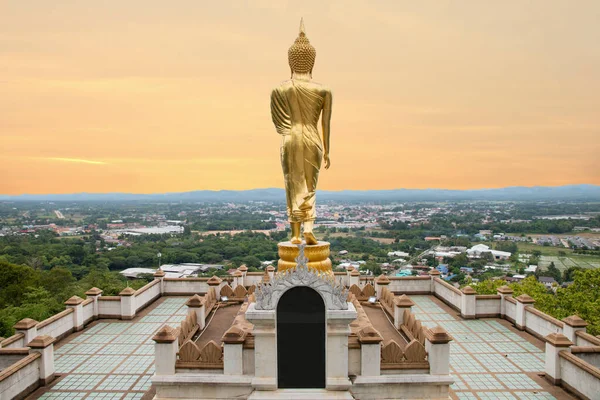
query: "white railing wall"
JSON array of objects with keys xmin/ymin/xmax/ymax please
[
  {"xmin": 524, "ymin": 307, "xmax": 563, "ymax": 340},
  {"xmin": 0, "ymin": 353, "xmax": 41, "ymax": 400},
  {"xmin": 244, "ymin": 273, "xmax": 265, "ymax": 287},
  {"xmin": 575, "ymin": 331, "xmax": 600, "ymax": 347},
  {"xmin": 387, "ymin": 277, "xmax": 431, "ymax": 294},
  {"xmin": 135, "ymin": 280, "xmax": 161, "ymax": 312},
  {"xmin": 97, "ymin": 298, "xmax": 122, "ymax": 318},
  {"xmin": 475, "ymin": 296, "xmax": 501, "ymax": 317},
  {"xmin": 0, "ymin": 334, "xmax": 25, "ymax": 349},
  {"xmin": 559, "ymin": 352, "xmax": 600, "ymax": 400},
  {"xmin": 82, "ymin": 299, "xmax": 94, "ymax": 324},
  {"xmin": 505, "ymin": 298, "xmax": 516, "ymax": 322},
  {"xmin": 36, "ymin": 309, "xmax": 74, "ymax": 340},
  {"xmin": 432, "ymin": 278, "xmax": 462, "ymax": 310},
  {"xmin": 163, "ymin": 278, "xmax": 209, "ymax": 295}
]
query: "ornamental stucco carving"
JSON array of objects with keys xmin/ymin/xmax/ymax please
[{"xmin": 254, "ymin": 245, "xmax": 348, "ymax": 310}]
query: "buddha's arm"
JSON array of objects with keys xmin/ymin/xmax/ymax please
[{"xmin": 322, "ymin": 90, "xmax": 332, "ymax": 169}]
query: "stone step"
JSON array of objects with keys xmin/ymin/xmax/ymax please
[{"xmin": 248, "ymin": 389, "xmax": 355, "ymax": 399}]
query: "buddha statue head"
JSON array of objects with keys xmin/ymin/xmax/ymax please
[{"xmin": 288, "ymin": 18, "xmax": 316, "ymax": 77}]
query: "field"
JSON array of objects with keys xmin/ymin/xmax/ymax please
[
  {"xmin": 516, "ymin": 242, "xmax": 573, "ymax": 256},
  {"xmin": 539, "ymin": 255, "xmax": 600, "ymax": 271},
  {"xmin": 512, "ymin": 242, "xmax": 600, "ymax": 272},
  {"xmin": 507, "ymin": 231, "xmax": 600, "ymax": 238},
  {"xmin": 366, "ymin": 237, "xmax": 396, "ymax": 244}
]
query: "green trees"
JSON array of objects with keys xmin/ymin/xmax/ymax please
[
  {"xmin": 449, "ymin": 253, "xmax": 469, "ymax": 268},
  {"xmin": 555, "ymin": 269, "xmax": 600, "ymax": 335},
  {"xmin": 495, "ymin": 242, "xmax": 518, "ymax": 254},
  {"xmin": 468, "ymin": 279, "xmax": 508, "ymax": 294},
  {"xmin": 536, "ymin": 262, "xmax": 562, "ymax": 284},
  {"xmin": 470, "ymin": 271, "xmax": 600, "ymax": 335},
  {"xmin": 360, "ymin": 260, "xmax": 382, "ymax": 276},
  {"xmin": 0, "ymin": 260, "xmax": 149, "ymax": 337}
]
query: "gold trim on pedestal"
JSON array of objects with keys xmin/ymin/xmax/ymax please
[{"xmin": 277, "ymin": 241, "xmax": 332, "ymax": 274}]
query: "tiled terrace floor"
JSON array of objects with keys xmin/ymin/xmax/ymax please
[
  {"xmin": 409, "ymin": 296, "xmax": 576, "ymax": 400},
  {"xmin": 28, "ymin": 297, "xmax": 189, "ymax": 400},
  {"xmin": 26, "ymin": 295, "xmax": 579, "ymax": 400}
]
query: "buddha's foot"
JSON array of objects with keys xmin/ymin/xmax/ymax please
[
  {"xmin": 290, "ymin": 236, "xmax": 302, "ymax": 244},
  {"xmin": 290, "ymin": 222, "xmax": 302, "ymax": 244},
  {"xmin": 304, "ymin": 232, "xmax": 318, "ymax": 245}
]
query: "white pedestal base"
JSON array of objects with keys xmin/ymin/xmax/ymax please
[{"xmin": 248, "ymin": 389, "xmax": 354, "ymax": 399}]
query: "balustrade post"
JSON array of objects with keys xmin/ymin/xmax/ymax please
[
  {"xmin": 425, "ymin": 326, "xmax": 452, "ymax": 375},
  {"xmin": 358, "ymin": 326, "xmax": 383, "ymax": 376},
  {"xmin": 28, "ymin": 335, "xmax": 56, "ymax": 385},
  {"xmin": 544, "ymin": 332, "xmax": 572, "ymax": 385},
  {"xmin": 515, "ymin": 294, "xmax": 535, "ymax": 330},
  {"xmin": 14, "ymin": 318, "xmax": 38, "ymax": 345},
  {"xmin": 64, "ymin": 296, "xmax": 84, "ymax": 331},
  {"xmin": 562, "ymin": 315, "xmax": 588, "ymax": 343},
  {"xmin": 85, "ymin": 287, "xmax": 103, "ymax": 319},
  {"xmin": 152, "ymin": 325, "xmax": 178, "ymax": 375},
  {"xmin": 460, "ymin": 286, "xmax": 476, "ymax": 319},
  {"xmin": 496, "ymin": 285, "xmax": 513, "ymax": 317}
]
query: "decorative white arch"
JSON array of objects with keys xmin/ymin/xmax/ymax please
[{"xmin": 254, "ymin": 245, "xmax": 348, "ymax": 311}]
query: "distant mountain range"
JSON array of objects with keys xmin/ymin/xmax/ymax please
[{"xmin": 1, "ymin": 185, "xmax": 600, "ymax": 202}]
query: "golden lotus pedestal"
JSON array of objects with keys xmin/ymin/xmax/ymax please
[{"xmin": 277, "ymin": 241, "xmax": 332, "ymax": 274}]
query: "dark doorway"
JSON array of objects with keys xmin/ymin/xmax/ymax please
[{"xmin": 277, "ymin": 286, "xmax": 326, "ymax": 388}]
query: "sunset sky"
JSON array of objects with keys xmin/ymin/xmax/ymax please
[{"xmin": 1, "ymin": 1, "xmax": 599, "ymax": 194}]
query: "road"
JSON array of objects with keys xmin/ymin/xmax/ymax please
[{"xmin": 388, "ymin": 242, "xmax": 439, "ymax": 276}]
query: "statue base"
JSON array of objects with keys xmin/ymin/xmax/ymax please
[{"xmin": 277, "ymin": 241, "xmax": 332, "ymax": 274}]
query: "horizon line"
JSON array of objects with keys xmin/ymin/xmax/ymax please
[{"xmin": 1, "ymin": 183, "xmax": 599, "ymax": 197}]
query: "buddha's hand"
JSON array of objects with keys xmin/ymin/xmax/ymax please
[{"xmin": 323, "ymin": 153, "xmax": 331, "ymax": 169}]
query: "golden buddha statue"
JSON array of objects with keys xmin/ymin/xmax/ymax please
[{"xmin": 270, "ymin": 18, "xmax": 333, "ymax": 246}]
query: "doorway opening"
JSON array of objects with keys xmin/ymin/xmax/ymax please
[{"xmin": 276, "ymin": 286, "xmax": 326, "ymax": 388}]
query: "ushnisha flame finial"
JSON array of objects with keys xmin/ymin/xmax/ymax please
[{"xmin": 288, "ymin": 17, "xmax": 316, "ymax": 75}]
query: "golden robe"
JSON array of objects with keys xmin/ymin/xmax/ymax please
[{"xmin": 271, "ymin": 80, "xmax": 327, "ymax": 223}]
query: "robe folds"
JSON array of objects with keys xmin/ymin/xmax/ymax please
[{"xmin": 271, "ymin": 81, "xmax": 325, "ymax": 223}]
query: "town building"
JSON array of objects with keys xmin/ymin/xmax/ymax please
[{"xmin": 467, "ymin": 243, "xmax": 511, "ymax": 260}]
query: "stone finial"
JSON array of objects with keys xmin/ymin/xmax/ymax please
[
  {"xmin": 185, "ymin": 294, "xmax": 203, "ymax": 307},
  {"xmin": 545, "ymin": 332, "xmax": 573, "ymax": 347},
  {"xmin": 119, "ymin": 287, "xmax": 136, "ymax": 296},
  {"xmin": 64, "ymin": 295, "xmax": 84, "ymax": 305},
  {"xmin": 266, "ymin": 266, "xmax": 275, "ymax": 272},
  {"xmin": 207, "ymin": 276, "xmax": 223, "ymax": 286},
  {"xmin": 428, "ymin": 269, "xmax": 441, "ymax": 276},
  {"xmin": 232, "ymin": 270, "xmax": 243, "ymax": 277},
  {"xmin": 14, "ymin": 318, "xmax": 38, "ymax": 330},
  {"xmin": 350, "ymin": 269, "xmax": 360, "ymax": 277},
  {"xmin": 85, "ymin": 287, "xmax": 103, "ymax": 296},
  {"xmin": 222, "ymin": 326, "xmax": 247, "ymax": 344},
  {"xmin": 394, "ymin": 294, "xmax": 415, "ymax": 308},
  {"xmin": 357, "ymin": 326, "xmax": 383, "ymax": 344},
  {"xmin": 152, "ymin": 325, "xmax": 177, "ymax": 343},
  {"xmin": 515, "ymin": 294, "xmax": 535, "ymax": 304},
  {"xmin": 154, "ymin": 269, "xmax": 166, "ymax": 277},
  {"xmin": 375, "ymin": 274, "xmax": 390, "ymax": 285},
  {"xmin": 238, "ymin": 265, "xmax": 248, "ymax": 272},
  {"xmin": 562, "ymin": 315, "xmax": 588, "ymax": 328},
  {"xmin": 461, "ymin": 286, "xmax": 477, "ymax": 295},
  {"xmin": 28, "ymin": 335, "xmax": 56, "ymax": 348},
  {"xmin": 425, "ymin": 326, "xmax": 453, "ymax": 344},
  {"xmin": 497, "ymin": 285, "xmax": 514, "ymax": 294}
]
